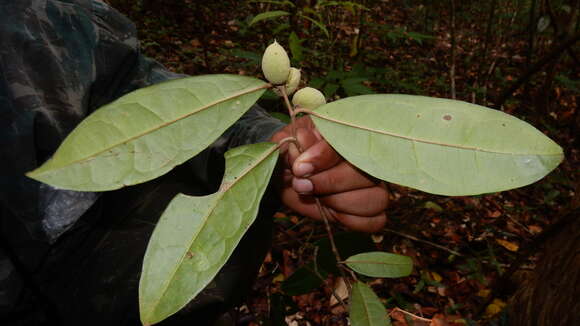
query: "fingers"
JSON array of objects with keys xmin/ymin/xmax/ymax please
[
  {"xmin": 285, "ymin": 125, "xmax": 322, "ymax": 169},
  {"xmin": 292, "ymin": 136, "xmax": 341, "ymax": 177},
  {"xmin": 270, "ymin": 115, "xmax": 343, "ymax": 178},
  {"xmin": 269, "ymin": 115, "xmax": 315, "ymax": 145},
  {"xmin": 279, "ymin": 187, "xmax": 331, "ymax": 222},
  {"xmin": 271, "ymin": 115, "xmax": 389, "ymax": 234},
  {"xmin": 331, "ymin": 210, "xmax": 387, "ymax": 233},
  {"xmin": 320, "ymin": 186, "xmax": 389, "ymax": 217},
  {"xmin": 279, "ymin": 184, "xmax": 389, "ymax": 233},
  {"xmin": 293, "ymin": 161, "xmax": 376, "ymax": 195}
]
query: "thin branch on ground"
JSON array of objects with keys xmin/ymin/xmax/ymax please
[
  {"xmin": 384, "ymin": 228, "xmax": 464, "ymax": 257},
  {"xmin": 390, "ymin": 307, "xmax": 432, "ymax": 323}
]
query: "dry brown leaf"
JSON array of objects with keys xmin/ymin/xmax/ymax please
[
  {"xmin": 496, "ymin": 238, "xmax": 519, "ymax": 252},
  {"xmin": 329, "ymin": 277, "xmax": 349, "ymax": 307}
]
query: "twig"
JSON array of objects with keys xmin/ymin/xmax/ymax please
[
  {"xmin": 384, "ymin": 228, "xmax": 464, "ymax": 257},
  {"xmin": 495, "ymin": 32, "xmax": 580, "ymax": 108},
  {"xmin": 390, "ymin": 307, "xmax": 432, "ymax": 323},
  {"xmin": 279, "ymin": 86, "xmax": 297, "ymax": 127},
  {"xmin": 311, "ymin": 246, "xmax": 349, "ymax": 310},
  {"xmin": 279, "ymin": 86, "xmax": 356, "ymax": 286},
  {"xmin": 315, "ymin": 200, "xmax": 358, "ymax": 283}
]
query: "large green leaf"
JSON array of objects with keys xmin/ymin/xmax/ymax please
[
  {"xmin": 26, "ymin": 75, "xmax": 268, "ymax": 191},
  {"xmin": 139, "ymin": 142, "xmax": 279, "ymax": 325},
  {"xmin": 345, "ymin": 252, "xmax": 413, "ymax": 278},
  {"xmin": 310, "ymin": 95, "xmax": 564, "ymax": 196},
  {"xmin": 350, "ymin": 281, "xmax": 391, "ymax": 326}
]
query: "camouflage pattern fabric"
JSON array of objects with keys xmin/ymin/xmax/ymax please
[{"xmin": 0, "ymin": 0, "xmax": 284, "ymax": 324}]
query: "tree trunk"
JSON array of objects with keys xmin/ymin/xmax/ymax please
[{"xmin": 508, "ymin": 208, "xmax": 580, "ymax": 326}]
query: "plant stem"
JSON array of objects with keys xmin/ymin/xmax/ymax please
[
  {"xmin": 279, "ymin": 86, "xmax": 356, "ymax": 286},
  {"xmin": 312, "ymin": 247, "xmax": 349, "ymax": 310},
  {"xmin": 279, "ymin": 86, "xmax": 297, "ymax": 127},
  {"xmin": 275, "ymin": 136, "xmax": 299, "ymax": 149}
]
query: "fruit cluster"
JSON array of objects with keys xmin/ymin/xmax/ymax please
[{"xmin": 261, "ymin": 41, "xmax": 326, "ymax": 110}]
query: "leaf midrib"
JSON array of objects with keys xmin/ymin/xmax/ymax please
[
  {"xmin": 30, "ymin": 83, "xmax": 269, "ymax": 177},
  {"xmin": 143, "ymin": 144, "xmax": 278, "ymax": 323},
  {"xmin": 355, "ymin": 283, "xmax": 377, "ymax": 326},
  {"xmin": 308, "ymin": 109, "xmax": 562, "ymax": 156}
]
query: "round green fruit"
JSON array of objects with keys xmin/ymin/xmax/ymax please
[
  {"xmin": 261, "ymin": 41, "xmax": 290, "ymax": 85},
  {"xmin": 292, "ymin": 87, "xmax": 326, "ymax": 110},
  {"xmin": 284, "ymin": 68, "xmax": 301, "ymax": 95}
]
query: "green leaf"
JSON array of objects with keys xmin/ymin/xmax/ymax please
[
  {"xmin": 289, "ymin": 32, "xmax": 304, "ymax": 61},
  {"xmin": 323, "ymin": 83, "xmax": 340, "ymax": 98},
  {"xmin": 281, "ymin": 263, "xmax": 327, "ymax": 296},
  {"xmin": 345, "ymin": 252, "xmax": 413, "ymax": 278},
  {"xmin": 139, "ymin": 142, "xmax": 279, "ymax": 325},
  {"xmin": 311, "ymin": 94, "xmax": 564, "ymax": 196},
  {"xmin": 230, "ymin": 49, "xmax": 262, "ymax": 64},
  {"xmin": 298, "ymin": 14, "xmax": 330, "ymax": 38},
  {"xmin": 249, "ymin": 11, "xmax": 290, "ymax": 26},
  {"xmin": 315, "ymin": 232, "xmax": 375, "ymax": 274},
  {"xmin": 341, "ymin": 78, "xmax": 375, "ymax": 96},
  {"xmin": 318, "ymin": 1, "xmax": 370, "ymax": 12},
  {"xmin": 350, "ymin": 281, "xmax": 391, "ymax": 326},
  {"xmin": 249, "ymin": 0, "xmax": 295, "ymax": 7},
  {"xmin": 27, "ymin": 75, "xmax": 268, "ymax": 191}
]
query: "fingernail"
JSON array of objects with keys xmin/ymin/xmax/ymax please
[
  {"xmin": 293, "ymin": 178, "xmax": 313, "ymax": 194},
  {"xmin": 294, "ymin": 163, "xmax": 314, "ymax": 177}
]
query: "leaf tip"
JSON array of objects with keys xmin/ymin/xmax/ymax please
[{"xmin": 25, "ymin": 168, "xmax": 44, "ymax": 183}]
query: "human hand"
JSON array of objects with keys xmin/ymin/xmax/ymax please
[{"xmin": 270, "ymin": 116, "xmax": 388, "ymax": 233}]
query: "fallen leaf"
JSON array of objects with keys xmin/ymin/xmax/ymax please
[
  {"xmin": 424, "ymin": 201, "xmax": 443, "ymax": 212},
  {"xmin": 496, "ymin": 239, "xmax": 519, "ymax": 252},
  {"xmin": 488, "ymin": 210, "xmax": 502, "ymax": 218},
  {"xmin": 329, "ymin": 277, "xmax": 349, "ymax": 307},
  {"xmin": 484, "ymin": 298, "xmax": 507, "ymax": 318},
  {"xmin": 430, "ymin": 271, "xmax": 443, "ymax": 282},
  {"xmin": 189, "ymin": 39, "xmax": 201, "ymax": 47},
  {"xmin": 272, "ymin": 273, "xmax": 285, "ymax": 283},
  {"xmin": 477, "ymin": 289, "xmax": 491, "ymax": 297},
  {"xmin": 528, "ymin": 225, "xmax": 543, "ymax": 234}
]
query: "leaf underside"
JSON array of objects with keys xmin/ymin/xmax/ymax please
[
  {"xmin": 139, "ymin": 142, "xmax": 279, "ymax": 326},
  {"xmin": 345, "ymin": 252, "xmax": 413, "ymax": 278},
  {"xmin": 27, "ymin": 75, "xmax": 268, "ymax": 191},
  {"xmin": 312, "ymin": 94, "xmax": 564, "ymax": 196},
  {"xmin": 350, "ymin": 281, "xmax": 392, "ymax": 326}
]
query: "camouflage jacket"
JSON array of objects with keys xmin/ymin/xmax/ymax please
[{"xmin": 0, "ymin": 0, "xmax": 283, "ymax": 317}]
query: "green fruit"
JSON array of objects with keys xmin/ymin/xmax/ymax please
[
  {"xmin": 292, "ymin": 87, "xmax": 326, "ymax": 110},
  {"xmin": 261, "ymin": 41, "xmax": 290, "ymax": 85},
  {"xmin": 284, "ymin": 68, "xmax": 301, "ymax": 95}
]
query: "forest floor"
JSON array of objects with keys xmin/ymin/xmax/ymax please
[{"xmin": 109, "ymin": 1, "xmax": 579, "ymax": 325}]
